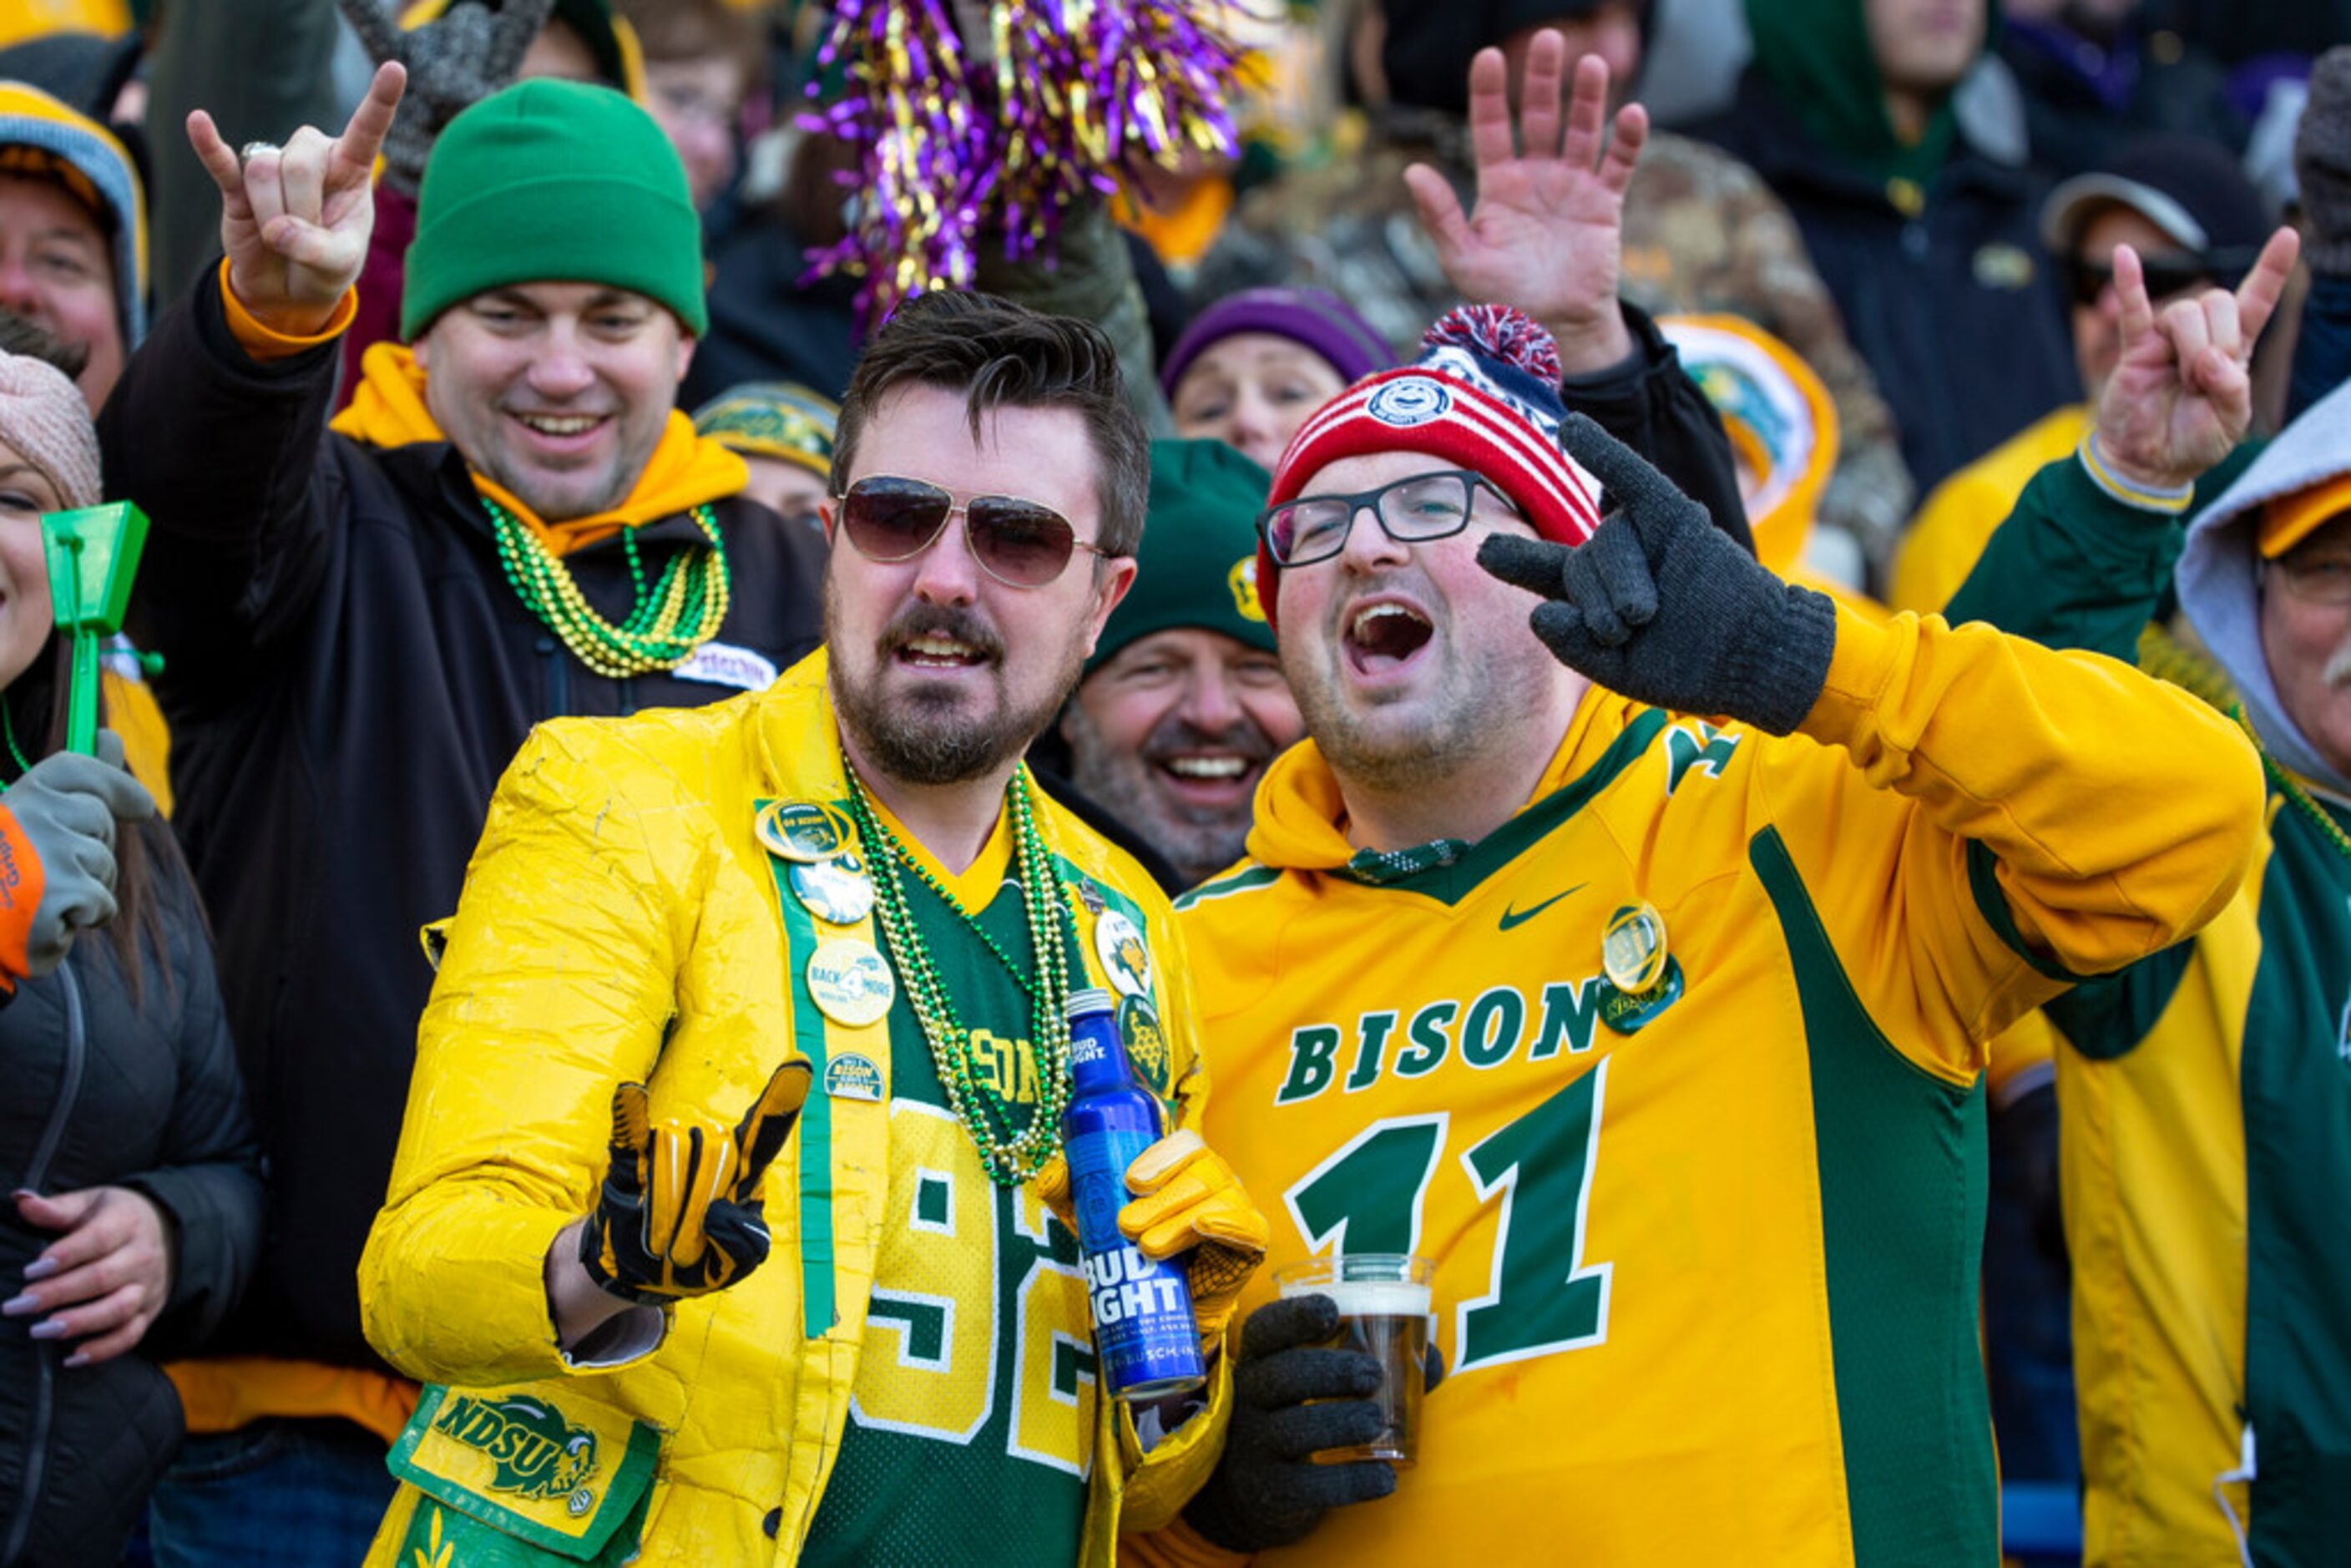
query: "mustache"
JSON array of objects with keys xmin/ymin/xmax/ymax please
[
  {"xmin": 2327, "ymin": 642, "xmax": 2351, "ymax": 689},
  {"xmin": 880, "ymin": 604, "xmax": 1005, "ymax": 661},
  {"xmin": 1140, "ymin": 714, "xmax": 1280, "ymax": 766}
]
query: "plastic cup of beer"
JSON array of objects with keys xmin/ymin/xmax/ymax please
[{"xmin": 1274, "ymin": 1253, "xmax": 1434, "ymax": 1468}]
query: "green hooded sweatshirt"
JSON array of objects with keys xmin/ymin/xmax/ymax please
[{"xmin": 1743, "ymin": 0, "xmax": 2003, "ymax": 196}]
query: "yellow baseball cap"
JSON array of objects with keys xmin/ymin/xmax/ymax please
[{"xmin": 2259, "ymin": 473, "xmax": 2351, "ymax": 558}]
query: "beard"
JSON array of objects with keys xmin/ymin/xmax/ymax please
[
  {"xmin": 1282, "ymin": 598, "xmax": 1564, "ymax": 796},
  {"xmin": 1283, "ymin": 627, "xmax": 1484, "ymax": 792},
  {"xmin": 1063, "ymin": 703, "xmax": 1273, "ymax": 883},
  {"xmin": 827, "ymin": 589, "xmax": 1087, "ymax": 787}
]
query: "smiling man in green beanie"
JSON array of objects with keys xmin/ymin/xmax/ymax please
[
  {"xmin": 102, "ymin": 63, "xmax": 826, "ymax": 1562},
  {"xmin": 1059, "ymin": 438, "xmax": 1302, "ymax": 889}
]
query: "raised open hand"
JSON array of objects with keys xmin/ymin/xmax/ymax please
[
  {"xmin": 2094, "ymin": 225, "xmax": 2300, "ymax": 493},
  {"xmin": 1403, "ymin": 33, "xmax": 1646, "ymax": 374},
  {"xmin": 186, "ymin": 60, "xmax": 407, "ymax": 336}
]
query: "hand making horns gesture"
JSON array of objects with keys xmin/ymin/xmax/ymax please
[
  {"xmin": 2094, "ymin": 225, "xmax": 2302, "ymax": 493},
  {"xmin": 186, "ymin": 61, "xmax": 407, "ymax": 337}
]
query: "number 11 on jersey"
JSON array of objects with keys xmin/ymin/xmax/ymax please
[{"xmin": 1283, "ymin": 1060, "xmax": 1613, "ymax": 1373}]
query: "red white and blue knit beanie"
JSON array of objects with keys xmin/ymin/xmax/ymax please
[{"xmin": 1259, "ymin": 304, "xmax": 1601, "ymax": 631}]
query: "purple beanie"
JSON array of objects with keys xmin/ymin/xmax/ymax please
[{"xmin": 1160, "ymin": 286, "xmax": 1393, "ymax": 397}]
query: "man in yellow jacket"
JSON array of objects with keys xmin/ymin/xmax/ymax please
[
  {"xmin": 1150, "ymin": 281, "xmax": 2263, "ymax": 1559},
  {"xmin": 358, "ymin": 287, "xmax": 1267, "ymax": 1564},
  {"xmin": 118, "ymin": 66, "xmax": 831, "ymax": 1559}
]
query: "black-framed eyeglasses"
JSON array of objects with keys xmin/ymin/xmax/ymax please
[
  {"xmin": 835, "ymin": 474, "xmax": 1114, "ymax": 589},
  {"xmin": 1259, "ymin": 469, "xmax": 1520, "ymax": 568}
]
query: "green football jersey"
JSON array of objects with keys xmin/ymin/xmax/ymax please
[{"xmin": 800, "ymin": 870, "xmax": 1094, "ymax": 1566}]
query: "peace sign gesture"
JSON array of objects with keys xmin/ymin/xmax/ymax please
[
  {"xmin": 186, "ymin": 61, "xmax": 407, "ymax": 337},
  {"xmin": 1403, "ymin": 33, "xmax": 1646, "ymax": 374},
  {"xmin": 2093, "ymin": 225, "xmax": 2302, "ymax": 493}
]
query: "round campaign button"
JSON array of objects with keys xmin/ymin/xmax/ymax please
[
  {"xmin": 758, "ymin": 799, "xmax": 855, "ymax": 863},
  {"xmin": 1600, "ymin": 901, "xmax": 1670, "ymax": 997},
  {"xmin": 805, "ymin": 938, "xmax": 897, "ymax": 1027},
  {"xmin": 791, "ymin": 851, "xmax": 875, "ymax": 926},
  {"xmin": 1117, "ymin": 994, "xmax": 1173, "ymax": 1095},
  {"xmin": 1093, "ymin": 908, "xmax": 1153, "ymax": 999}
]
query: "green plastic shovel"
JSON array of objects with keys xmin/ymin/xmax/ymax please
[{"xmin": 40, "ymin": 501, "xmax": 149, "ymax": 756}]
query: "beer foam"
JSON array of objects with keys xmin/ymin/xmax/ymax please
[{"xmin": 1300, "ymin": 1280, "xmax": 1432, "ymax": 1318}]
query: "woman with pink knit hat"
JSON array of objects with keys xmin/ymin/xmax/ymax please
[{"xmin": 0, "ymin": 336, "xmax": 261, "ymax": 1564}]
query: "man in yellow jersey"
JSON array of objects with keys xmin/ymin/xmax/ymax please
[
  {"xmin": 1148, "ymin": 288, "xmax": 2266, "ymax": 1563},
  {"xmin": 1944, "ymin": 229, "xmax": 2349, "ymax": 1565},
  {"xmin": 357, "ymin": 287, "xmax": 1268, "ymax": 1563}
]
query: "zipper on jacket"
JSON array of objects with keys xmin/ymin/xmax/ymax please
[{"xmin": 3, "ymin": 963, "xmax": 88, "ymax": 1566}]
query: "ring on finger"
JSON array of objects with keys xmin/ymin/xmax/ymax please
[{"xmin": 238, "ymin": 140, "xmax": 281, "ymax": 163}]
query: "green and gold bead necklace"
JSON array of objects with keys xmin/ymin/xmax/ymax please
[
  {"xmin": 842, "ymin": 761, "xmax": 1075, "ymax": 1185},
  {"xmin": 487, "ymin": 498, "xmax": 731, "ymax": 679},
  {"xmin": 2235, "ymin": 704, "xmax": 2351, "ymax": 865}
]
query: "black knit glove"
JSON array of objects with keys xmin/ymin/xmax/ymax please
[
  {"xmin": 338, "ymin": 0, "xmax": 556, "ymax": 195},
  {"xmin": 1182, "ymin": 1294, "xmax": 1398, "ymax": 1552},
  {"xmin": 1479, "ymin": 412, "xmax": 1838, "ymax": 736}
]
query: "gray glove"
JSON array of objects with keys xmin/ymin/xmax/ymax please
[
  {"xmin": 6, "ymin": 732, "xmax": 156, "ymax": 978},
  {"xmin": 1479, "ymin": 412, "xmax": 1838, "ymax": 736},
  {"xmin": 338, "ymin": 0, "xmax": 556, "ymax": 195}
]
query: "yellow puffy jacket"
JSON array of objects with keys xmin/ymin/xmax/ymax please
[{"xmin": 358, "ymin": 651, "xmax": 1227, "ymax": 1565}]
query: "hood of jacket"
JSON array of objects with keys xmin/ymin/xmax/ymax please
[
  {"xmin": 1246, "ymin": 684, "xmax": 1632, "ymax": 872},
  {"xmin": 1742, "ymin": 0, "xmax": 2002, "ymax": 190},
  {"xmin": 2177, "ymin": 377, "xmax": 2351, "ymax": 793}
]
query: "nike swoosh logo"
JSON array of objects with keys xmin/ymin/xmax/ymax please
[{"xmin": 1499, "ymin": 884, "xmax": 1586, "ymax": 931}]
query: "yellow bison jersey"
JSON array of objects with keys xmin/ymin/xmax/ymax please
[{"xmin": 1171, "ymin": 609, "xmax": 2260, "ymax": 1566}]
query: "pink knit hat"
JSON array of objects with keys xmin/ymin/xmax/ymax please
[
  {"xmin": 1260, "ymin": 304, "xmax": 1601, "ymax": 632},
  {"xmin": 0, "ymin": 352, "xmax": 99, "ymax": 511}
]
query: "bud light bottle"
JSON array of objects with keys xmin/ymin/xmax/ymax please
[{"xmin": 1061, "ymin": 987, "xmax": 1206, "ymax": 1400}]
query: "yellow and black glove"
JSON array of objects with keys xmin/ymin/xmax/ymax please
[
  {"xmin": 579, "ymin": 1061, "xmax": 811, "ymax": 1307},
  {"xmin": 1118, "ymin": 1129, "xmax": 1268, "ymax": 1348},
  {"xmin": 1034, "ymin": 1130, "xmax": 1269, "ymax": 1348}
]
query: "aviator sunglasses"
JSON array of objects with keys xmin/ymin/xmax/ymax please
[{"xmin": 836, "ymin": 474, "xmax": 1114, "ymax": 588}]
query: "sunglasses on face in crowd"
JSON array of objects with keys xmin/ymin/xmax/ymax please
[
  {"xmin": 1259, "ymin": 469, "xmax": 1523, "ymax": 568},
  {"xmin": 834, "ymin": 474, "xmax": 1113, "ymax": 588},
  {"xmin": 2063, "ymin": 248, "xmax": 2252, "ymax": 311}
]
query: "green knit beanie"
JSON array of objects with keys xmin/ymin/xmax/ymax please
[
  {"xmin": 1089, "ymin": 439, "xmax": 1276, "ymax": 675},
  {"xmin": 401, "ymin": 78, "xmax": 706, "ymax": 341}
]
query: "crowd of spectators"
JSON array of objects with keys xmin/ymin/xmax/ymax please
[{"xmin": 0, "ymin": 0, "xmax": 2341, "ymax": 1561}]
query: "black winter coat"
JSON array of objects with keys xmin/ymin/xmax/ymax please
[
  {"xmin": 0, "ymin": 818, "xmax": 260, "ymax": 1567},
  {"xmin": 1691, "ymin": 72, "xmax": 2080, "ymax": 495},
  {"xmin": 99, "ymin": 270, "xmax": 828, "ymax": 1373}
]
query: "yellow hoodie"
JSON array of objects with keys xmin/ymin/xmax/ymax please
[{"xmin": 1162, "ymin": 604, "xmax": 2261, "ymax": 1565}]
